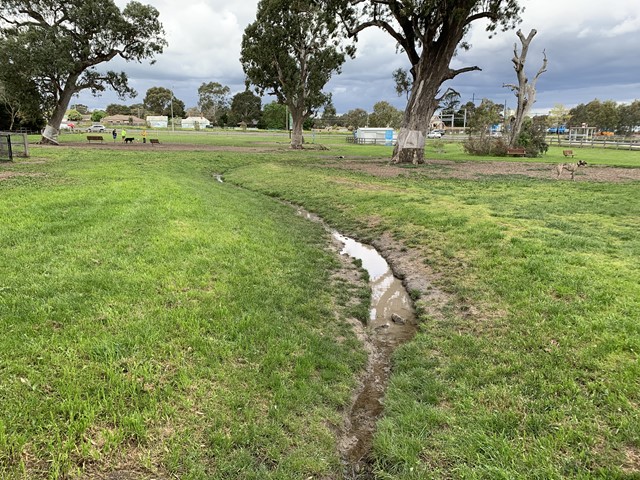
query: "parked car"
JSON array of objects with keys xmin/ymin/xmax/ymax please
[
  {"xmin": 548, "ymin": 125, "xmax": 567, "ymax": 134},
  {"xmin": 426, "ymin": 131, "xmax": 442, "ymax": 138},
  {"xmin": 59, "ymin": 122, "xmax": 75, "ymax": 130},
  {"xmin": 86, "ymin": 124, "xmax": 106, "ymax": 133}
]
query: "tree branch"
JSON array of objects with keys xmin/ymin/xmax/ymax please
[{"xmin": 448, "ymin": 65, "xmax": 481, "ymax": 80}]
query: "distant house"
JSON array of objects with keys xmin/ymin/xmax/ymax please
[
  {"xmin": 430, "ymin": 115, "xmax": 445, "ymax": 131},
  {"xmin": 146, "ymin": 115, "xmax": 169, "ymax": 128},
  {"xmin": 182, "ymin": 116, "xmax": 211, "ymax": 129},
  {"xmin": 102, "ymin": 114, "xmax": 146, "ymax": 126}
]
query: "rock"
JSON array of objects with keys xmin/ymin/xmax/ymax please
[{"xmin": 391, "ymin": 313, "xmax": 405, "ymax": 325}]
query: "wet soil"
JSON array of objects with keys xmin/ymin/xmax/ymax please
[
  {"xmin": 294, "ymin": 208, "xmax": 434, "ymax": 477},
  {"xmin": 332, "ymin": 232, "xmax": 416, "ymax": 470}
]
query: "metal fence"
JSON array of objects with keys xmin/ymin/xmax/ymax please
[
  {"xmin": 0, "ymin": 132, "xmax": 29, "ymax": 160},
  {"xmin": 0, "ymin": 133, "xmax": 13, "ymax": 161}
]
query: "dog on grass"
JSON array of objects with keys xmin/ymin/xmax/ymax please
[
  {"xmin": 556, "ymin": 160, "xmax": 587, "ymax": 180},
  {"xmin": 124, "ymin": 137, "xmax": 135, "ymax": 144}
]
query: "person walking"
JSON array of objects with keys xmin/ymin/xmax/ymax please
[
  {"xmin": 142, "ymin": 129, "xmax": 147, "ymax": 144},
  {"xmin": 121, "ymin": 128, "xmax": 127, "ymax": 142},
  {"xmin": 112, "ymin": 129, "xmax": 117, "ymax": 143}
]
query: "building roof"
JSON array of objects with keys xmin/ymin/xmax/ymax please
[
  {"xmin": 103, "ymin": 114, "xmax": 146, "ymax": 124},
  {"xmin": 182, "ymin": 116, "xmax": 210, "ymax": 123}
]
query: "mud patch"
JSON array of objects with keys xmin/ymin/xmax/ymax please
[
  {"xmin": 373, "ymin": 232, "xmax": 451, "ymax": 323},
  {"xmin": 623, "ymin": 446, "xmax": 640, "ymax": 474},
  {"xmin": 295, "ymin": 208, "xmax": 425, "ymax": 476},
  {"xmin": 0, "ymin": 171, "xmax": 45, "ymax": 181},
  {"xmin": 326, "ymin": 158, "xmax": 640, "ymax": 183},
  {"xmin": 332, "ymin": 232, "xmax": 417, "ymax": 470}
]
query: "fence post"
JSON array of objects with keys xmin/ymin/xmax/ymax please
[{"xmin": 21, "ymin": 133, "xmax": 28, "ymax": 157}]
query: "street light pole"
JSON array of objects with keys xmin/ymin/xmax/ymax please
[{"xmin": 170, "ymin": 90, "xmax": 175, "ymax": 132}]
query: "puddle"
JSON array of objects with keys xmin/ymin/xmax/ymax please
[
  {"xmin": 333, "ymin": 232, "xmax": 415, "ymax": 342},
  {"xmin": 297, "ymin": 209, "xmax": 418, "ymax": 475}
]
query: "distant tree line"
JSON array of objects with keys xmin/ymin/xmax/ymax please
[{"xmin": 567, "ymin": 99, "xmax": 640, "ymax": 135}]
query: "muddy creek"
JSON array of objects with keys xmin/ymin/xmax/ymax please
[
  {"xmin": 214, "ymin": 176, "xmax": 419, "ymax": 475},
  {"xmin": 297, "ymin": 209, "xmax": 418, "ymax": 475}
]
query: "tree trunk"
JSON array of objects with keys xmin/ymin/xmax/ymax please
[
  {"xmin": 505, "ymin": 30, "xmax": 547, "ymax": 148},
  {"xmin": 41, "ymin": 74, "xmax": 79, "ymax": 145},
  {"xmin": 290, "ymin": 108, "xmax": 304, "ymax": 150},
  {"xmin": 392, "ymin": 75, "xmax": 439, "ymax": 164}
]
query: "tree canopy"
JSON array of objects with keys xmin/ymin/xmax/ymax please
[
  {"xmin": 0, "ymin": 0, "xmax": 166, "ymax": 142},
  {"xmin": 262, "ymin": 101, "xmax": 287, "ymax": 130},
  {"xmin": 241, "ymin": 0, "xmax": 353, "ymax": 148},
  {"xmin": 339, "ymin": 0, "xmax": 522, "ymax": 163},
  {"xmin": 198, "ymin": 82, "xmax": 230, "ymax": 124},
  {"xmin": 143, "ymin": 87, "xmax": 172, "ymax": 115},
  {"xmin": 468, "ymin": 99, "xmax": 502, "ymax": 136},
  {"xmin": 368, "ymin": 101, "xmax": 403, "ymax": 129},
  {"xmin": 343, "ymin": 108, "xmax": 368, "ymax": 129},
  {"xmin": 229, "ymin": 90, "xmax": 262, "ymax": 126}
]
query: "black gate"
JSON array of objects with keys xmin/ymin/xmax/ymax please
[{"xmin": 0, "ymin": 133, "xmax": 13, "ymax": 161}]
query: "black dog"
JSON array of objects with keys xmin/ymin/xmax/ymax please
[{"xmin": 124, "ymin": 137, "xmax": 135, "ymax": 144}]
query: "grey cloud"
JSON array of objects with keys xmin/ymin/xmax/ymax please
[{"xmin": 76, "ymin": 0, "xmax": 640, "ymax": 115}]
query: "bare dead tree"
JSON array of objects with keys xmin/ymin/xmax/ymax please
[{"xmin": 503, "ymin": 29, "xmax": 547, "ymax": 147}]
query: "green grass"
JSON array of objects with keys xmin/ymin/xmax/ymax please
[
  {"xmin": 227, "ymin": 158, "xmax": 640, "ymax": 479},
  {"xmin": 425, "ymin": 141, "xmax": 640, "ymax": 167},
  {"xmin": 31, "ymin": 129, "xmax": 354, "ymax": 148},
  {"xmin": 2, "ymin": 139, "xmax": 640, "ymax": 478},
  {"xmin": 0, "ymin": 149, "xmax": 366, "ymax": 478}
]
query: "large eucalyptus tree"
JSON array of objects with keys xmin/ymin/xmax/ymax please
[
  {"xmin": 0, "ymin": 0, "xmax": 166, "ymax": 144},
  {"xmin": 339, "ymin": 0, "xmax": 523, "ymax": 164},
  {"xmin": 241, "ymin": 0, "xmax": 353, "ymax": 149}
]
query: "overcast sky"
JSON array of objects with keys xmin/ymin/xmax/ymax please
[{"xmin": 75, "ymin": 0, "xmax": 640, "ymax": 116}]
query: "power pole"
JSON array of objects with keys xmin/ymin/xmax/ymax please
[{"xmin": 170, "ymin": 91, "xmax": 175, "ymax": 132}]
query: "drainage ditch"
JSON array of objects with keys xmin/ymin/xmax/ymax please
[
  {"xmin": 215, "ymin": 176, "xmax": 419, "ymax": 477},
  {"xmin": 296, "ymin": 209, "xmax": 418, "ymax": 477}
]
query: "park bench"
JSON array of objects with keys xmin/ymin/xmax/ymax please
[
  {"xmin": 87, "ymin": 135, "xmax": 104, "ymax": 143},
  {"xmin": 149, "ymin": 138, "xmax": 160, "ymax": 145},
  {"xmin": 506, "ymin": 147, "xmax": 526, "ymax": 157},
  {"xmin": 563, "ymin": 149, "xmax": 575, "ymax": 158}
]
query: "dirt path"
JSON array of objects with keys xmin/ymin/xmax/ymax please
[
  {"xmin": 324, "ymin": 157, "xmax": 640, "ymax": 183},
  {"xmin": 41, "ymin": 141, "xmax": 290, "ymax": 153}
]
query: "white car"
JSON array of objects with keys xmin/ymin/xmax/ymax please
[
  {"xmin": 86, "ymin": 124, "xmax": 106, "ymax": 133},
  {"xmin": 426, "ymin": 131, "xmax": 442, "ymax": 138}
]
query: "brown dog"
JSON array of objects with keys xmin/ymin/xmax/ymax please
[{"xmin": 556, "ymin": 160, "xmax": 587, "ymax": 180}]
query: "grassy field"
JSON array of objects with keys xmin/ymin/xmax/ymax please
[
  {"xmin": 0, "ymin": 148, "xmax": 367, "ymax": 479},
  {"xmin": 1, "ymin": 139, "xmax": 639, "ymax": 479},
  {"xmin": 44, "ymin": 129, "xmax": 640, "ymax": 167}
]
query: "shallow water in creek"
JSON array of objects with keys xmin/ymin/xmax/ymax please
[{"xmin": 296, "ymin": 209, "xmax": 418, "ymax": 474}]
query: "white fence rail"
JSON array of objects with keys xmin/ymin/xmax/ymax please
[{"xmin": 545, "ymin": 136, "xmax": 640, "ymax": 151}]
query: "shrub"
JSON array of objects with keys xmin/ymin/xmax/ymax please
[
  {"xmin": 463, "ymin": 136, "xmax": 508, "ymax": 156},
  {"xmin": 517, "ymin": 117, "xmax": 548, "ymax": 157}
]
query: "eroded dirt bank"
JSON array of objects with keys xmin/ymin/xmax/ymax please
[{"xmin": 293, "ymin": 207, "xmax": 452, "ymax": 478}]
